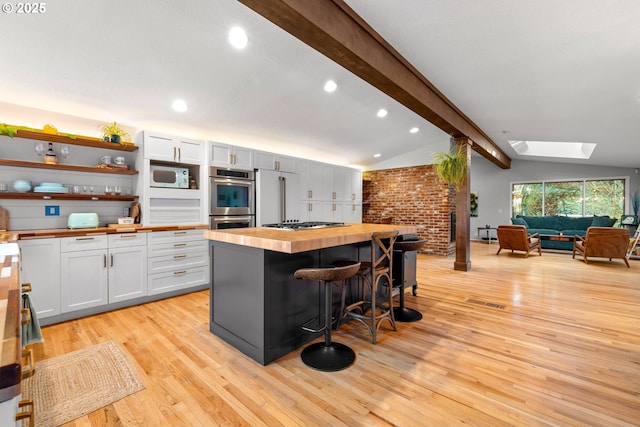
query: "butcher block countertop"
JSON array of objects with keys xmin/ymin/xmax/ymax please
[
  {"xmin": 204, "ymin": 223, "xmax": 418, "ymax": 254},
  {"xmin": 0, "ymin": 243, "xmax": 21, "ymax": 402},
  {"xmin": 1, "ymin": 224, "xmax": 208, "ymax": 243}
]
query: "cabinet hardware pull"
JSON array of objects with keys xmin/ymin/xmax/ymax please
[
  {"xmin": 309, "ymin": 203, "xmax": 313, "ymax": 212},
  {"xmin": 21, "ymin": 283, "xmax": 32, "ymax": 293},
  {"xmin": 174, "ymin": 243, "xmax": 187, "ymax": 247},
  {"xmin": 110, "ymin": 253, "xmax": 114, "ymax": 267},
  {"xmin": 22, "ymin": 348, "xmax": 35, "ymax": 379},
  {"xmin": 308, "ymin": 190, "xmax": 312, "ymax": 198},
  {"xmin": 120, "ymin": 234, "xmax": 136, "ymax": 239},
  {"xmin": 174, "ymin": 231, "xmax": 187, "ymax": 235},
  {"xmin": 76, "ymin": 237, "xmax": 94, "ymax": 241},
  {"xmin": 103, "ymin": 254, "xmax": 107, "ymax": 268},
  {"xmin": 178, "ymin": 147, "xmax": 181, "ymax": 162},
  {"xmin": 91, "ymin": 196, "xmax": 99, "ymax": 201},
  {"xmin": 174, "ymin": 255, "xmax": 187, "ymax": 259},
  {"xmin": 173, "ymin": 147, "xmax": 177, "ymax": 161},
  {"xmin": 43, "ymin": 195, "xmax": 51, "ymax": 199},
  {"xmin": 21, "ymin": 308, "xmax": 31, "ymax": 325},
  {"xmin": 16, "ymin": 399, "xmax": 34, "ymax": 427},
  {"xmin": 174, "ymin": 270, "xmax": 187, "ymax": 275}
]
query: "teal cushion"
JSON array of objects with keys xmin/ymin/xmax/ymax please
[
  {"xmin": 591, "ymin": 216, "xmax": 617, "ymax": 227},
  {"xmin": 527, "ymin": 228, "xmax": 559, "ymax": 236},
  {"xmin": 511, "ymin": 217, "xmax": 528, "ymax": 227}
]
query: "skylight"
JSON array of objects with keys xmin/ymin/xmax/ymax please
[{"xmin": 508, "ymin": 140, "xmax": 597, "ymax": 160}]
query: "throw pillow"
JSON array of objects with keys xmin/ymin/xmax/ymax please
[
  {"xmin": 512, "ymin": 217, "xmax": 528, "ymax": 227},
  {"xmin": 591, "ymin": 215, "xmax": 617, "ymax": 227}
]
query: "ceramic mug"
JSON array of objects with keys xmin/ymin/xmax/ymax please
[
  {"xmin": 100, "ymin": 155, "xmax": 112, "ymax": 164},
  {"xmin": 114, "ymin": 156, "xmax": 125, "ymax": 164}
]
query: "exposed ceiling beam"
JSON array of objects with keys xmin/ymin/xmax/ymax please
[{"xmin": 237, "ymin": 0, "xmax": 511, "ymax": 169}]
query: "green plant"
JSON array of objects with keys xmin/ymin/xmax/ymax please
[
  {"xmin": 0, "ymin": 123, "xmax": 18, "ymax": 137},
  {"xmin": 433, "ymin": 145, "xmax": 467, "ymax": 189},
  {"xmin": 98, "ymin": 122, "xmax": 129, "ymax": 140}
]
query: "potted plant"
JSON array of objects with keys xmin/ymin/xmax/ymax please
[
  {"xmin": 433, "ymin": 145, "xmax": 467, "ymax": 189},
  {"xmin": 98, "ymin": 122, "xmax": 129, "ymax": 143}
]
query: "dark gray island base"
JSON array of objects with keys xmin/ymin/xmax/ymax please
[
  {"xmin": 209, "ymin": 240, "xmax": 360, "ymax": 365},
  {"xmin": 205, "ymin": 223, "xmax": 418, "ymax": 365}
]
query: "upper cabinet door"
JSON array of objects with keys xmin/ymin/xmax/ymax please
[
  {"xmin": 144, "ymin": 132, "xmax": 203, "ymax": 165},
  {"xmin": 210, "ymin": 142, "xmax": 253, "ymax": 170},
  {"xmin": 254, "ymin": 151, "xmax": 296, "ymax": 172}
]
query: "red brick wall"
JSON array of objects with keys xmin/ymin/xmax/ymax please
[{"xmin": 363, "ymin": 165, "xmax": 455, "ymax": 256}]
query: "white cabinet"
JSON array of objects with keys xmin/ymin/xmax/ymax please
[
  {"xmin": 107, "ymin": 233, "xmax": 147, "ymax": 303},
  {"xmin": 19, "ymin": 238, "xmax": 61, "ymax": 319},
  {"xmin": 299, "ymin": 200, "xmax": 324, "ymax": 222},
  {"xmin": 322, "ymin": 201, "xmax": 345, "ymax": 222},
  {"xmin": 348, "ymin": 168, "xmax": 363, "ymax": 202},
  {"xmin": 147, "ymin": 229, "xmax": 210, "ymax": 295},
  {"xmin": 60, "ymin": 233, "xmax": 147, "ymax": 312},
  {"xmin": 298, "ymin": 159, "xmax": 324, "ymax": 201},
  {"xmin": 209, "ymin": 141, "xmax": 253, "ymax": 170},
  {"xmin": 343, "ymin": 202, "xmax": 363, "ymax": 223},
  {"xmin": 254, "ymin": 151, "xmax": 296, "ymax": 172},
  {"xmin": 144, "ymin": 132, "xmax": 203, "ymax": 165},
  {"xmin": 60, "ymin": 235, "xmax": 109, "ymax": 312}
]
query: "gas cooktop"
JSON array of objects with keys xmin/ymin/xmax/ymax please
[{"xmin": 262, "ymin": 221, "xmax": 348, "ymax": 231}]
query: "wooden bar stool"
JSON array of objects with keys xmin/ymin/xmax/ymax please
[
  {"xmin": 335, "ymin": 230, "xmax": 398, "ymax": 344},
  {"xmin": 294, "ymin": 262, "xmax": 361, "ymax": 371},
  {"xmin": 392, "ymin": 239, "xmax": 426, "ymax": 322}
]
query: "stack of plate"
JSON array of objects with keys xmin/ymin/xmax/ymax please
[{"xmin": 33, "ymin": 182, "xmax": 69, "ymax": 193}]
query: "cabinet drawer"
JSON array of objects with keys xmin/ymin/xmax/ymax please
[
  {"xmin": 147, "ymin": 229, "xmax": 205, "ymax": 245},
  {"xmin": 148, "ymin": 267, "xmax": 209, "ymax": 295},
  {"xmin": 147, "ymin": 239, "xmax": 208, "ymax": 257},
  {"xmin": 148, "ymin": 251, "xmax": 209, "ymax": 274},
  {"xmin": 108, "ymin": 232, "xmax": 147, "ymax": 248},
  {"xmin": 60, "ymin": 235, "xmax": 108, "ymax": 252}
]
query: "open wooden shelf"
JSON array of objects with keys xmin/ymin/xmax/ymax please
[
  {"xmin": 0, "ymin": 192, "xmax": 137, "ymax": 201},
  {"xmin": 10, "ymin": 129, "xmax": 138, "ymax": 152},
  {"xmin": 0, "ymin": 159, "xmax": 138, "ymax": 175}
]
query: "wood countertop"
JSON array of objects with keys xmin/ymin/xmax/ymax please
[
  {"xmin": 204, "ymin": 223, "xmax": 418, "ymax": 254},
  {"xmin": 0, "ymin": 243, "xmax": 21, "ymax": 402},
  {"xmin": 2, "ymin": 224, "xmax": 208, "ymax": 242}
]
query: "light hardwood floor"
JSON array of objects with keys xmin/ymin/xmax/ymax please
[{"xmin": 31, "ymin": 242, "xmax": 639, "ymax": 426}]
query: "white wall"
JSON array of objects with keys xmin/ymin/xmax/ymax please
[{"xmin": 469, "ymin": 155, "xmax": 640, "ymax": 239}]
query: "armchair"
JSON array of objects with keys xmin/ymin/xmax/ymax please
[
  {"xmin": 572, "ymin": 227, "xmax": 630, "ymax": 267},
  {"xmin": 496, "ymin": 225, "xmax": 541, "ymax": 257}
]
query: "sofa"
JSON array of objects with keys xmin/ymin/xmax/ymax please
[{"xmin": 511, "ymin": 215, "xmax": 618, "ymax": 250}]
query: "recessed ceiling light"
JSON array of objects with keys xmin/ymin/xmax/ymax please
[
  {"xmin": 172, "ymin": 99, "xmax": 188, "ymax": 112},
  {"xmin": 508, "ymin": 140, "xmax": 597, "ymax": 159},
  {"xmin": 373, "ymin": 153, "xmax": 381, "ymax": 158},
  {"xmin": 324, "ymin": 80, "xmax": 337, "ymax": 93},
  {"xmin": 228, "ymin": 27, "xmax": 248, "ymax": 49},
  {"xmin": 377, "ymin": 109, "xmax": 387, "ymax": 118},
  {"xmin": 410, "ymin": 127, "xmax": 419, "ymax": 134}
]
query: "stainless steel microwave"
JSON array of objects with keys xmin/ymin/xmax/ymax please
[{"xmin": 150, "ymin": 165, "xmax": 190, "ymax": 188}]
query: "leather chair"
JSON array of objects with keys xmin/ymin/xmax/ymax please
[
  {"xmin": 572, "ymin": 226, "xmax": 630, "ymax": 267},
  {"xmin": 496, "ymin": 225, "xmax": 541, "ymax": 257}
]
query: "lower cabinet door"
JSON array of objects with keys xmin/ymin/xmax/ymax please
[
  {"xmin": 108, "ymin": 245, "xmax": 148, "ymax": 303},
  {"xmin": 148, "ymin": 267, "xmax": 209, "ymax": 295},
  {"xmin": 19, "ymin": 238, "xmax": 61, "ymax": 319},
  {"xmin": 61, "ymin": 249, "xmax": 108, "ymax": 313}
]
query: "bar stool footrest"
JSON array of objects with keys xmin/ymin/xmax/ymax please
[{"xmin": 301, "ymin": 316, "xmax": 327, "ymax": 333}]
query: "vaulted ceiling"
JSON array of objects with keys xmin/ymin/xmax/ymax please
[{"xmin": 1, "ymin": 0, "xmax": 639, "ymax": 169}]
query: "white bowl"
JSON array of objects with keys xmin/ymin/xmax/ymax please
[{"xmin": 13, "ymin": 179, "xmax": 32, "ymax": 192}]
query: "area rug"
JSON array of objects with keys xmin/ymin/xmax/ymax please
[{"xmin": 22, "ymin": 340, "xmax": 145, "ymax": 427}]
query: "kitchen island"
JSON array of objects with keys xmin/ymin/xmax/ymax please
[{"xmin": 204, "ymin": 223, "xmax": 417, "ymax": 365}]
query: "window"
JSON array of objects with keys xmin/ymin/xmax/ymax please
[{"xmin": 512, "ymin": 178, "xmax": 626, "ymax": 219}]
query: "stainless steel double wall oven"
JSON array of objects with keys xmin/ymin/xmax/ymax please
[{"xmin": 209, "ymin": 167, "xmax": 255, "ymax": 229}]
